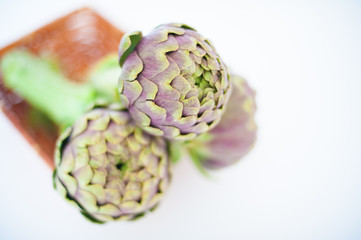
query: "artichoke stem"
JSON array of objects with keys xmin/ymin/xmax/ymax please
[{"xmin": 1, "ymin": 50, "xmax": 96, "ymax": 128}]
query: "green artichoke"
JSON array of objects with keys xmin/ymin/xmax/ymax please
[
  {"xmin": 187, "ymin": 75, "xmax": 257, "ymax": 169},
  {"xmin": 53, "ymin": 103, "xmax": 171, "ymax": 223},
  {"xmin": 118, "ymin": 23, "xmax": 231, "ymax": 140}
]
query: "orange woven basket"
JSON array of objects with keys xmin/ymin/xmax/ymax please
[{"xmin": 0, "ymin": 8, "xmax": 124, "ymax": 168}]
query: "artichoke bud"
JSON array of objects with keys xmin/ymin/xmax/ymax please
[
  {"xmin": 189, "ymin": 75, "xmax": 257, "ymax": 169},
  {"xmin": 118, "ymin": 23, "xmax": 231, "ymax": 140},
  {"xmin": 53, "ymin": 102, "xmax": 171, "ymax": 223}
]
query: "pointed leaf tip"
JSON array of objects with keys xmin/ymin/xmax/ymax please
[
  {"xmin": 178, "ymin": 23, "xmax": 196, "ymax": 31},
  {"xmin": 80, "ymin": 210, "xmax": 105, "ymax": 224},
  {"xmin": 118, "ymin": 31, "xmax": 143, "ymax": 67}
]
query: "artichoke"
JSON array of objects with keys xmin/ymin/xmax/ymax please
[
  {"xmin": 53, "ymin": 103, "xmax": 171, "ymax": 223},
  {"xmin": 187, "ymin": 75, "xmax": 257, "ymax": 169},
  {"xmin": 118, "ymin": 23, "xmax": 231, "ymax": 140}
]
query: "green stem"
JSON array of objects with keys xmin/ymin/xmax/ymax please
[
  {"xmin": 187, "ymin": 146, "xmax": 212, "ymax": 178},
  {"xmin": 1, "ymin": 50, "xmax": 96, "ymax": 128},
  {"xmin": 167, "ymin": 140, "xmax": 184, "ymax": 164}
]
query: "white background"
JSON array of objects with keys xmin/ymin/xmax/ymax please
[{"xmin": 1, "ymin": 0, "xmax": 361, "ymax": 239}]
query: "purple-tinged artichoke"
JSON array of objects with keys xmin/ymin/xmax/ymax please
[
  {"xmin": 53, "ymin": 103, "xmax": 171, "ymax": 223},
  {"xmin": 118, "ymin": 23, "xmax": 231, "ymax": 140},
  {"xmin": 187, "ymin": 75, "xmax": 257, "ymax": 169}
]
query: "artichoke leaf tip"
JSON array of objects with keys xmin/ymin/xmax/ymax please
[{"xmin": 118, "ymin": 31, "xmax": 143, "ymax": 67}]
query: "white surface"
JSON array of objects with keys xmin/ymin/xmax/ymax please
[{"xmin": 1, "ymin": 1, "xmax": 361, "ymax": 239}]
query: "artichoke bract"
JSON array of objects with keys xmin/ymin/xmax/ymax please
[
  {"xmin": 188, "ymin": 75, "xmax": 257, "ymax": 169},
  {"xmin": 118, "ymin": 23, "xmax": 231, "ymax": 140},
  {"xmin": 53, "ymin": 103, "xmax": 171, "ymax": 223}
]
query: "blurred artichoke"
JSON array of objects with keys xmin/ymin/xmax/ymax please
[
  {"xmin": 118, "ymin": 23, "xmax": 231, "ymax": 140},
  {"xmin": 53, "ymin": 103, "xmax": 171, "ymax": 223},
  {"xmin": 187, "ymin": 75, "xmax": 257, "ymax": 169}
]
